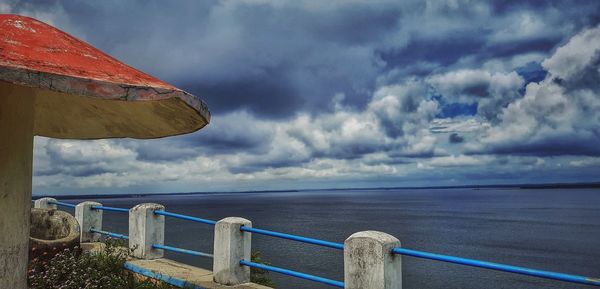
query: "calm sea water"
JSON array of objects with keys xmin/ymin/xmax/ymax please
[{"xmin": 64, "ymin": 188, "xmax": 600, "ymax": 289}]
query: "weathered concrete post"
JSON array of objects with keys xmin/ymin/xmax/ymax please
[
  {"xmin": 344, "ymin": 231, "xmax": 402, "ymax": 289},
  {"xmin": 129, "ymin": 203, "xmax": 165, "ymax": 259},
  {"xmin": 75, "ymin": 201, "xmax": 102, "ymax": 242},
  {"xmin": 213, "ymin": 217, "xmax": 252, "ymax": 285},
  {"xmin": 0, "ymin": 86, "xmax": 35, "ymax": 289},
  {"xmin": 34, "ymin": 197, "xmax": 57, "ymax": 210}
]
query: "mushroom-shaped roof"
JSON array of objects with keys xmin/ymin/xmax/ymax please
[{"xmin": 0, "ymin": 14, "xmax": 210, "ymax": 139}]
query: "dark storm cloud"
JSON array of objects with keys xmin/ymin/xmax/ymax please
[
  {"xmin": 9, "ymin": 0, "xmax": 599, "ymax": 121},
  {"xmin": 179, "ymin": 130, "xmax": 272, "ymax": 156},
  {"xmin": 487, "ymin": 137, "xmax": 600, "ymax": 156},
  {"xmin": 37, "ymin": 0, "xmax": 389, "ymax": 117},
  {"xmin": 489, "ymin": 0, "xmax": 600, "ymax": 20},
  {"xmin": 127, "ymin": 140, "xmax": 200, "ymax": 162},
  {"xmin": 485, "ymin": 37, "xmax": 560, "ymax": 59},
  {"xmin": 449, "ymin": 133, "xmax": 465, "ymax": 144},
  {"xmin": 34, "ymin": 165, "xmax": 114, "ymax": 177},
  {"xmin": 378, "ymin": 35, "xmax": 487, "ymax": 69},
  {"xmin": 184, "ymin": 67, "xmax": 303, "ymax": 118},
  {"xmin": 228, "ymin": 157, "xmax": 309, "ymax": 175},
  {"xmin": 558, "ymin": 51, "xmax": 600, "ymax": 92},
  {"xmin": 122, "ymin": 111, "xmax": 275, "ymax": 163}
]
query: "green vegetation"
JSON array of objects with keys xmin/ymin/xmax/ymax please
[
  {"xmin": 28, "ymin": 240, "xmax": 175, "ymax": 289},
  {"xmin": 28, "ymin": 239, "xmax": 274, "ymax": 288},
  {"xmin": 251, "ymin": 251, "xmax": 275, "ymax": 287}
]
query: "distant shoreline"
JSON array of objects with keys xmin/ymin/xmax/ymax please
[{"xmin": 33, "ymin": 181, "xmax": 600, "ymax": 200}]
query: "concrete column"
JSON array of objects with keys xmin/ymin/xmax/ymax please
[
  {"xmin": 344, "ymin": 231, "xmax": 402, "ymax": 289},
  {"xmin": 0, "ymin": 82, "xmax": 35, "ymax": 289},
  {"xmin": 129, "ymin": 203, "xmax": 164, "ymax": 259},
  {"xmin": 33, "ymin": 197, "xmax": 57, "ymax": 209},
  {"xmin": 213, "ymin": 217, "xmax": 252, "ymax": 285},
  {"xmin": 75, "ymin": 201, "xmax": 102, "ymax": 242}
]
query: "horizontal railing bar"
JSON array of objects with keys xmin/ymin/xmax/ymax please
[
  {"xmin": 240, "ymin": 226, "xmax": 344, "ymax": 250},
  {"xmin": 90, "ymin": 228, "xmax": 129, "ymax": 240},
  {"xmin": 152, "ymin": 244, "xmax": 213, "ymax": 258},
  {"xmin": 392, "ymin": 248, "xmax": 600, "ymax": 287},
  {"xmin": 91, "ymin": 205, "xmax": 129, "ymax": 213},
  {"xmin": 124, "ymin": 262, "xmax": 203, "ymax": 289},
  {"xmin": 240, "ymin": 260, "xmax": 344, "ymax": 288},
  {"xmin": 48, "ymin": 200, "xmax": 76, "ymax": 208},
  {"xmin": 154, "ymin": 210, "xmax": 217, "ymax": 226},
  {"xmin": 47, "ymin": 199, "xmax": 598, "ymax": 287}
]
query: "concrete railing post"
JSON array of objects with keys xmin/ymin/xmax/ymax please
[
  {"xmin": 33, "ymin": 197, "xmax": 57, "ymax": 209},
  {"xmin": 344, "ymin": 231, "xmax": 402, "ymax": 289},
  {"xmin": 75, "ymin": 201, "xmax": 102, "ymax": 242},
  {"xmin": 213, "ymin": 217, "xmax": 252, "ymax": 286},
  {"xmin": 129, "ymin": 203, "xmax": 164, "ymax": 259}
]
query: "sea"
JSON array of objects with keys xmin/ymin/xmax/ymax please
[{"xmin": 60, "ymin": 188, "xmax": 600, "ymax": 289}]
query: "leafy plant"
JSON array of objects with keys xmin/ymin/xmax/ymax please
[
  {"xmin": 251, "ymin": 251, "xmax": 275, "ymax": 287},
  {"xmin": 29, "ymin": 239, "xmax": 274, "ymax": 288},
  {"xmin": 28, "ymin": 239, "xmax": 175, "ymax": 289}
]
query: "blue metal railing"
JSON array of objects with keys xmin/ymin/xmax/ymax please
[
  {"xmin": 48, "ymin": 200, "xmax": 76, "ymax": 208},
  {"xmin": 124, "ymin": 262, "xmax": 204, "ymax": 289},
  {"xmin": 154, "ymin": 210, "xmax": 216, "ymax": 225},
  {"xmin": 92, "ymin": 205, "xmax": 129, "ymax": 213},
  {"xmin": 392, "ymin": 247, "xmax": 600, "ymax": 287},
  {"xmin": 90, "ymin": 228, "xmax": 129, "ymax": 240},
  {"xmin": 152, "ymin": 244, "xmax": 213, "ymax": 258},
  {"xmin": 154, "ymin": 210, "xmax": 345, "ymax": 287},
  {"xmin": 45, "ymin": 199, "xmax": 600, "ymax": 288},
  {"xmin": 240, "ymin": 260, "xmax": 344, "ymax": 288},
  {"xmin": 240, "ymin": 226, "xmax": 344, "ymax": 250}
]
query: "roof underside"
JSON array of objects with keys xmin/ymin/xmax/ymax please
[{"xmin": 0, "ymin": 14, "xmax": 210, "ymax": 139}]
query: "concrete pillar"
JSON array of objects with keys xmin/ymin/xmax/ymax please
[
  {"xmin": 344, "ymin": 231, "xmax": 402, "ymax": 289},
  {"xmin": 75, "ymin": 201, "xmax": 102, "ymax": 242},
  {"xmin": 34, "ymin": 197, "xmax": 57, "ymax": 209},
  {"xmin": 129, "ymin": 203, "xmax": 164, "ymax": 259},
  {"xmin": 0, "ymin": 82, "xmax": 35, "ymax": 289},
  {"xmin": 213, "ymin": 217, "xmax": 252, "ymax": 285}
]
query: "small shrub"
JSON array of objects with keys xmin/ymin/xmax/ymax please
[
  {"xmin": 104, "ymin": 237, "xmax": 129, "ymax": 248},
  {"xmin": 251, "ymin": 251, "xmax": 275, "ymax": 287},
  {"xmin": 28, "ymin": 239, "xmax": 175, "ymax": 289},
  {"xmin": 29, "ymin": 239, "xmax": 274, "ymax": 288}
]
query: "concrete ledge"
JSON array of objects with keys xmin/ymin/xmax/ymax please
[{"xmin": 126, "ymin": 258, "xmax": 272, "ymax": 289}]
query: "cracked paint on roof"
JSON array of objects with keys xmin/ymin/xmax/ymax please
[
  {"xmin": 0, "ymin": 14, "xmax": 174, "ymax": 90},
  {"xmin": 0, "ymin": 14, "xmax": 210, "ymax": 139}
]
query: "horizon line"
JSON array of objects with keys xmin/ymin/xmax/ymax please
[{"xmin": 32, "ymin": 180, "xmax": 600, "ymax": 199}]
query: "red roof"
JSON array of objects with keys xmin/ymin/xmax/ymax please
[
  {"xmin": 0, "ymin": 14, "xmax": 209, "ymax": 139},
  {"xmin": 0, "ymin": 14, "xmax": 174, "ymax": 89}
]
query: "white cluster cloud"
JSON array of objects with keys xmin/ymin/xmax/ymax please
[
  {"xmin": 542, "ymin": 27, "xmax": 600, "ymax": 81},
  {"xmin": 474, "ymin": 25, "xmax": 600, "ymax": 155},
  {"xmin": 34, "ymin": 137, "xmax": 230, "ymax": 191},
  {"xmin": 286, "ymin": 80, "xmax": 439, "ymax": 158},
  {"xmin": 32, "ymin": 79, "xmax": 441, "ymax": 192}
]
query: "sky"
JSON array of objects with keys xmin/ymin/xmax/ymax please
[{"xmin": 2, "ymin": 1, "xmax": 600, "ymax": 195}]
